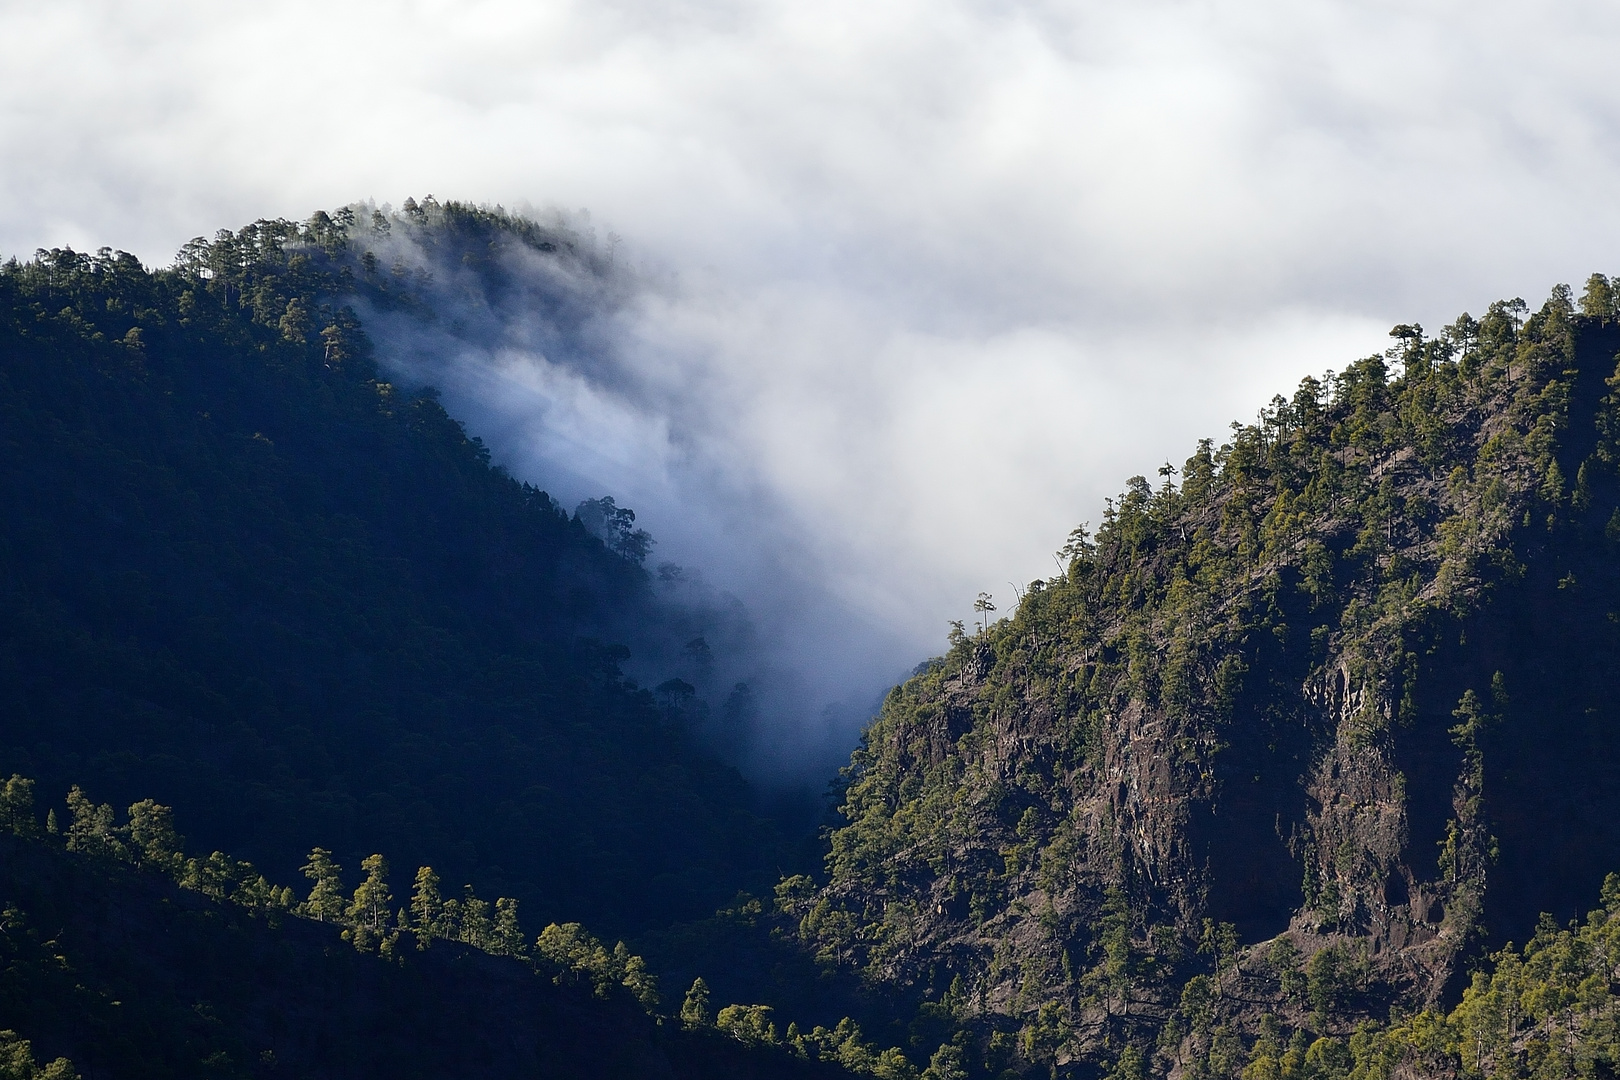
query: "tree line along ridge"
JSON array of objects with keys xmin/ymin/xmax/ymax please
[{"xmin": 9, "ymin": 203, "xmax": 1620, "ymax": 1077}]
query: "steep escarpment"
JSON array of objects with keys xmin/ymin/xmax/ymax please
[{"xmin": 791, "ymin": 283, "xmax": 1620, "ymax": 1073}]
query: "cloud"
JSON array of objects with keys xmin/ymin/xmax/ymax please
[{"xmin": 6, "ymin": 0, "xmax": 1620, "ymax": 769}]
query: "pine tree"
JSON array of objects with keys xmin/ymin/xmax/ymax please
[
  {"xmin": 493, "ymin": 897, "xmax": 526, "ymax": 957},
  {"xmin": 63, "ymin": 786, "xmax": 123, "ymax": 860},
  {"xmin": 535, "ymin": 922, "xmax": 610, "ymax": 988},
  {"xmin": 1097, "ymin": 886, "xmax": 1133, "ymax": 1015},
  {"xmin": 181, "ymin": 851, "xmax": 241, "ymax": 900},
  {"xmin": 348, "ymin": 854, "xmax": 392, "ymax": 932},
  {"xmin": 126, "ymin": 799, "xmax": 184, "ymax": 873},
  {"xmin": 617, "ymin": 946, "xmax": 659, "ymax": 1010},
  {"xmin": 680, "ymin": 977, "xmax": 712, "ymax": 1028},
  {"xmin": 0, "ymin": 1029, "xmax": 78, "ymax": 1080},
  {"xmin": 715, "ymin": 1004, "xmax": 776, "ymax": 1046},
  {"xmin": 438, "ymin": 897, "xmax": 462, "ymax": 943},
  {"xmin": 410, "ymin": 866, "xmax": 443, "ymax": 945},
  {"xmin": 922, "ymin": 1043, "xmax": 968, "ymax": 1080},
  {"xmin": 458, "ymin": 885, "xmax": 491, "ymax": 950},
  {"xmin": 1106, "ymin": 1045, "xmax": 1146, "ymax": 1080},
  {"xmin": 0, "ymin": 776, "xmax": 38, "ymax": 838},
  {"xmin": 1580, "ymin": 273, "xmax": 1617, "ymax": 320},
  {"xmin": 299, "ymin": 848, "xmax": 345, "ymax": 922}
]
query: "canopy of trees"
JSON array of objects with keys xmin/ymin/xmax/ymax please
[{"xmin": 0, "ymin": 223, "xmax": 779, "ymax": 938}]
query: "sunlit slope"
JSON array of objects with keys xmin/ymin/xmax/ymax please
[{"xmin": 793, "ymin": 283, "xmax": 1620, "ymax": 1067}]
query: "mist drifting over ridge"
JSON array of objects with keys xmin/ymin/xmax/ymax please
[
  {"xmin": 335, "ymin": 196, "xmax": 911, "ymax": 784},
  {"xmin": 19, "ymin": 0, "xmax": 1620, "ymax": 792},
  {"xmin": 27, "ymin": 0, "xmax": 1620, "ymax": 775}
]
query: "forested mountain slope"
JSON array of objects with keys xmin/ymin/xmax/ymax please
[
  {"xmin": 16, "ymin": 200, "xmax": 1620, "ymax": 1080},
  {"xmin": 0, "ymin": 780, "xmax": 850, "ymax": 1080},
  {"xmin": 790, "ymin": 281, "xmax": 1620, "ymax": 1075},
  {"xmin": 0, "ymin": 222, "xmax": 774, "ymax": 938}
]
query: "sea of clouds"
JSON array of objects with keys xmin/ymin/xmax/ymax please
[{"xmin": 6, "ymin": 0, "xmax": 1620, "ymax": 777}]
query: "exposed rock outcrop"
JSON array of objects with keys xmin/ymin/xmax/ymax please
[{"xmin": 793, "ymin": 288, "xmax": 1620, "ymax": 1073}]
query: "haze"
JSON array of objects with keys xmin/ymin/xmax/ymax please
[{"xmin": 6, "ymin": 0, "xmax": 1620, "ymax": 772}]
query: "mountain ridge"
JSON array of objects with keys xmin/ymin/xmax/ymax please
[
  {"xmin": 790, "ymin": 280, "xmax": 1620, "ymax": 1072},
  {"xmin": 11, "ymin": 203, "xmax": 1620, "ymax": 1078},
  {"xmin": 0, "ymin": 223, "xmax": 780, "ymax": 939}
]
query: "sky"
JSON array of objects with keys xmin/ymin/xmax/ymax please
[{"xmin": 7, "ymin": 0, "xmax": 1620, "ymax": 771}]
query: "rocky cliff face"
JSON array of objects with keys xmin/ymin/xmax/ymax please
[{"xmin": 789, "ymin": 286, "xmax": 1620, "ymax": 1070}]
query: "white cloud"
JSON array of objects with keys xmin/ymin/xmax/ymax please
[{"xmin": 6, "ymin": 0, "xmax": 1620, "ymax": 761}]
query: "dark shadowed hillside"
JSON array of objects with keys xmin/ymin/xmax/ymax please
[
  {"xmin": 0, "ymin": 209, "xmax": 971, "ymax": 1080},
  {"xmin": 0, "ymin": 807, "xmax": 852, "ymax": 1080},
  {"xmin": 0, "ymin": 233, "xmax": 776, "ymax": 938},
  {"xmin": 13, "ymin": 204, "xmax": 1620, "ymax": 1080}
]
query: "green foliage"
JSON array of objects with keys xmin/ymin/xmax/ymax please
[
  {"xmin": 716, "ymin": 1004, "xmax": 779, "ymax": 1047},
  {"xmin": 1579, "ymin": 274, "xmax": 1617, "ymax": 321},
  {"xmin": 1267, "ymin": 939, "xmax": 1307, "ymax": 1004},
  {"xmin": 0, "ymin": 795, "xmax": 833, "ymax": 1080},
  {"xmin": 124, "ymin": 800, "xmax": 182, "ymax": 874},
  {"xmin": 1200, "ymin": 920, "xmax": 1241, "ymax": 998},
  {"xmin": 1154, "ymin": 870, "xmax": 1620, "ymax": 1079},
  {"xmin": 29, "ymin": 777, "xmax": 570, "ymax": 978},
  {"xmin": 1436, "ymin": 876, "xmax": 1620, "ymax": 1077},
  {"xmin": 1096, "ymin": 887, "xmax": 1135, "ymax": 1012},
  {"xmin": 493, "ymin": 897, "xmax": 526, "ymax": 958},
  {"xmin": 343, "ymin": 853, "xmax": 397, "ymax": 954},
  {"xmin": 17, "ymin": 203, "xmax": 1620, "ymax": 1078},
  {"xmin": 410, "ymin": 864, "xmax": 444, "ymax": 941},
  {"xmin": 300, "ymin": 848, "xmax": 346, "ymax": 922},
  {"xmin": 533, "ymin": 921, "xmax": 659, "ymax": 1010},
  {"xmin": 347, "ymin": 853, "xmax": 393, "ymax": 931},
  {"xmin": 0, "ymin": 1032, "xmax": 76, "ymax": 1080},
  {"xmin": 1304, "ymin": 944, "xmax": 1363, "ymax": 1028},
  {"xmin": 449, "ymin": 885, "xmax": 494, "ymax": 950},
  {"xmin": 0, "ymin": 224, "xmax": 779, "ymax": 938},
  {"xmin": 5, "ymin": 773, "xmax": 778, "ymax": 1069},
  {"xmin": 796, "ymin": 283, "xmax": 1620, "ymax": 1073},
  {"xmin": 1182, "ymin": 975, "xmax": 1215, "ymax": 1036},
  {"xmin": 782, "ymin": 1016, "xmax": 918, "ymax": 1078},
  {"xmin": 1108, "ymin": 1044, "xmax": 1147, "ymax": 1080},
  {"xmin": 681, "ymin": 977, "xmax": 713, "ymax": 1027},
  {"xmin": 0, "ymin": 777, "xmax": 38, "ymax": 839},
  {"xmin": 63, "ymin": 788, "xmax": 123, "ymax": 861},
  {"xmin": 921, "ymin": 1042, "xmax": 968, "ymax": 1080},
  {"xmin": 65, "ymin": 791, "xmax": 254, "ymax": 909}
]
